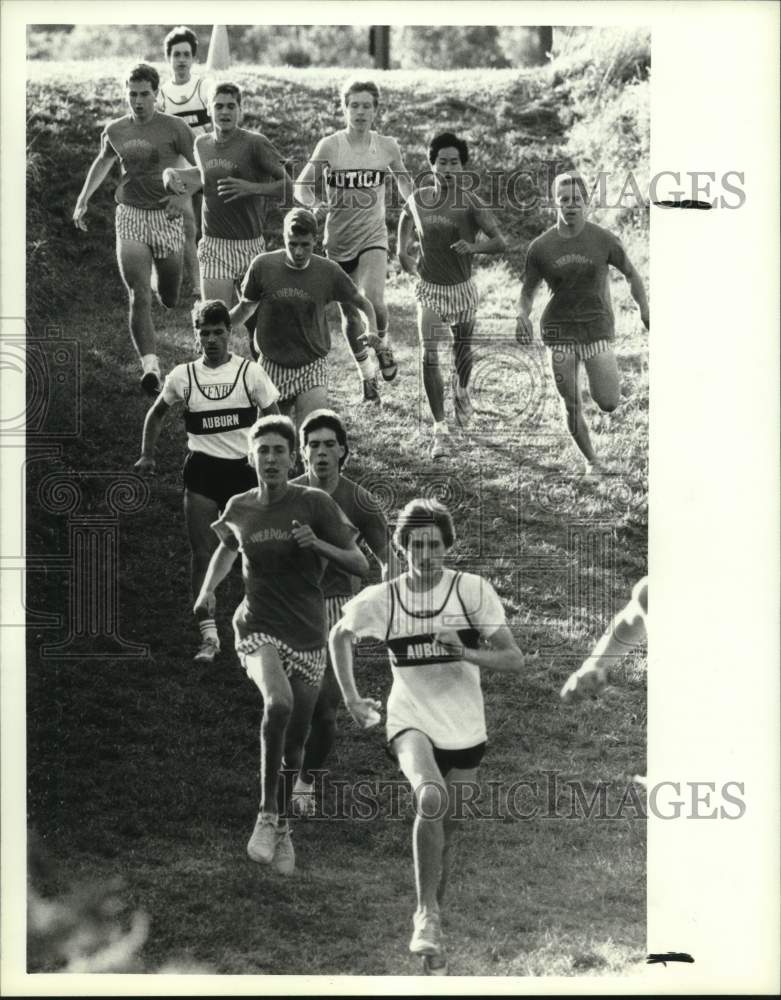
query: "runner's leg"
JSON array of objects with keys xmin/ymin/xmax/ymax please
[
  {"xmin": 300, "ymin": 661, "xmax": 341, "ymax": 783},
  {"xmin": 439, "ymin": 766, "xmax": 479, "ymax": 904},
  {"xmin": 584, "ymin": 348, "xmax": 620, "ymax": 412},
  {"xmin": 550, "ymin": 348, "xmax": 598, "ymax": 464},
  {"xmin": 277, "ymin": 671, "xmax": 322, "ymax": 819},
  {"xmin": 418, "ymin": 303, "xmax": 449, "ymax": 423},
  {"xmin": 152, "ymin": 249, "xmax": 183, "ymax": 309},
  {"xmin": 245, "ymin": 645, "xmax": 294, "ymax": 816},
  {"xmin": 116, "ymin": 239, "xmax": 156, "ymax": 358},
  {"xmin": 180, "ymin": 196, "xmax": 200, "ymax": 291}
]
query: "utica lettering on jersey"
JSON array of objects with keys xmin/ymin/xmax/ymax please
[{"xmin": 327, "ymin": 169, "xmax": 386, "ymax": 188}]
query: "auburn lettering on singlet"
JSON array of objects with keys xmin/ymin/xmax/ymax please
[
  {"xmin": 183, "ymin": 359, "xmax": 256, "ymax": 437},
  {"xmin": 386, "ymin": 627, "xmax": 481, "ymax": 667}
]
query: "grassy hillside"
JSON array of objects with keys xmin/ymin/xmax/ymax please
[{"xmin": 25, "ymin": 53, "xmax": 649, "ymax": 978}]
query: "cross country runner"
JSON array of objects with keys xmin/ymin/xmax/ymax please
[
  {"xmin": 158, "ymin": 25, "xmax": 212, "ymax": 293},
  {"xmin": 163, "ymin": 80, "xmax": 290, "ymax": 342},
  {"xmin": 229, "ymin": 207, "xmax": 378, "ymax": 431},
  {"xmin": 134, "ymin": 299, "xmax": 279, "ymax": 663},
  {"xmin": 516, "ymin": 172, "xmax": 650, "ymax": 475},
  {"xmin": 398, "ymin": 132, "xmax": 507, "ymax": 460},
  {"xmin": 73, "ymin": 63, "xmax": 195, "ymax": 396},
  {"xmin": 293, "ymin": 78, "xmax": 413, "ymax": 403},
  {"xmin": 194, "ymin": 415, "xmax": 369, "ymax": 874},
  {"xmin": 329, "ymin": 499, "xmax": 524, "ymax": 971},
  {"xmin": 290, "ymin": 408, "xmax": 390, "ymax": 815}
]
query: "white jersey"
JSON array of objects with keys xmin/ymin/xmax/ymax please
[
  {"xmin": 321, "ymin": 130, "xmax": 397, "ymax": 260},
  {"xmin": 340, "ymin": 569, "xmax": 507, "ymax": 750},
  {"xmin": 162, "ymin": 355, "xmax": 279, "ymax": 459},
  {"xmin": 158, "ymin": 76, "xmax": 211, "ymax": 169}
]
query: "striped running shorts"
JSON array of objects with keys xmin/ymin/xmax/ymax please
[
  {"xmin": 325, "ymin": 594, "xmax": 349, "ymax": 636},
  {"xmin": 236, "ymin": 631, "xmax": 327, "ymax": 687},
  {"xmin": 198, "ymin": 235, "xmax": 266, "ymax": 282},
  {"xmin": 115, "ymin": 204, "xmax": 184, "ymax": 259},
  {"xmin": 259, "ymin": 355, "xmax": 328, "ymax": 405},
  {"xmin": 415, "ymin": 278, "xmax": 479, "ymax": 327}
]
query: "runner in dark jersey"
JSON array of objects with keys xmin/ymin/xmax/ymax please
[
  {"xmin": 230, "ymin": 208, "xmax": 378, "ymax": 430},
  {"xmin": 73, "ymin": 63, "xmax": 195, "ymax": 396},
  {"xmin": 517, "ymin": 172, "xmax": 650, "ymax": 475},
  {"xmin": 294, "ymin": 79, "xmax": 413, "ymax": 403},
  {"xmin": 289, "ymin": 409, "xmax": 390, "ymax": 815},
  {"xmin": 194, "ymin": 415, "xmax": 369, "ymax": 874},
  {"xmin": 398, "ymin": 132, "xmax": 506, "ymax": 460},
  {"xmin": 163, "ymin": 81, "xmax": 290, "ymax": 336},
  {"xmin": 158, "ymin": 26, "xmax": 211, "ymax": 293},
  {"xmin": 134, "ymin": 300, "xmax": 279, "ymax": 663},
  {"xmin": 329, "ymin": 499, "xmax": 524, "ymax": 970}
]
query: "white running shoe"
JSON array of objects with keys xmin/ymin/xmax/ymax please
[
  {"xmin": 409, "ymin": 909, "xmax": 443, "ymax": 955},
  {"xmin": 273, "ymin": 826, "xmax": 296, "ymax": 876},
  {"xmin": 291, "ymin": 777, "xmax": 316, "ymax": 818},
  {"xmin": 431, "ymin": 430, "xmax": 450, "ymax": 460},
  {"xmin": 246, "ymin": 813, "xmax": 277, "ymax": 865},
  {"xmin": 194, "ymin": 637, "xmax": 220, "ymax": 664},
  {"xmin": 452, "ymin": 373, "xmax": 473, "ymax": 428}
]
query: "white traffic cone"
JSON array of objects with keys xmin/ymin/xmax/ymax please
[{"xmin": 206, "ymin": 25, "xmax": 231, "ymax": 72}]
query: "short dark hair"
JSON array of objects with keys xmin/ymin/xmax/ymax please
[
  {"xmin": 210, "ymin": 81, "xmax": 242, "ymax": 105},
  {"xmin": 164, "ymin": 26, "xmax": 198, "ymax": 59},
  {"xmin": 341, "ymin": 78, "xmax": 380, "ymax": 109},
  {"xmin": 393, "ymin": 499, "xmax": 455, "ymax": 552},
  {"xmin": 553, "ymin": 171, "xmax": 588, "ymax": 200},
  {"xmin": 299, "ymin": 409, "xmax": 349, "ymax": 469},
  {"xmin": 126, "ymin": 63, "xmax": 160, "ymax": 91},
  {"xmin": 428, "ymin": 132, "xmax": 469, "ymax": 166},
  {"xmin": 249, "ymin": 415, "xmax": 297, "ymax": 455},
  {"xmin": 192, "ymin": 299, "xmax": 230, "ymax": 331},
  {"xmin": 283, "ymin": 207, "xmax": 317, "ymax": 238}
]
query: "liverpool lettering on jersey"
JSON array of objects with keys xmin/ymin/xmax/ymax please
[
  {"xmin": 554, "ymin": 253, "xmax": 593, "ymax": 267},
  {"xmin": 203, "ymin": 158, "xmax": 237, "ymax": 172},
  {"xmin": 327, "ymin": 169, "xmax": 386, "ymax": 189}
]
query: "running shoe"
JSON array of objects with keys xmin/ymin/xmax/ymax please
[
  {"xmin": 375, "ymin": 341, "xmax": 398, "ymax": 382},
  {"xmin": 273, "ymin": 826, "xmax": 295, "ymax": 876},
  {"xmin": 362, "ymin": 376, "xmax": 380, "ymax": 404},
  {"xmin": 291, "ymin": 777, "xmax": 316, "ymax": 818},
  {"xmin": 409, "ymin": 909, "xmax": 442, "ymax": 955},
  {"xmin": 422, "ymin": 954, "xmax": 448, "ymax": 975},
  {"xmin": 431, "ymin": 430, "xmax": 450, "ymax": 460},
  {"xmin": 140, "ymin": 370, "xmax": 162, "ymax": 397},
  {"xmin": 452, "ymin": 373, "xmax": 474, "ymax": 428},
  {"xmin": 246, "ymin": 813, "xmax": 277, "ymax": 865},
  {"xmin": 194, "ymin": 637, "xmax": 220, "ymax": 664}
]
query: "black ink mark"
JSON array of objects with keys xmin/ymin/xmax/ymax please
[
  {"xmin": 652, "ymin": 200, "xmax": 713, "ymax": 209},
  {"xmin": 646, "ymin": 952, "xmax": 695, "ymax": 966}
]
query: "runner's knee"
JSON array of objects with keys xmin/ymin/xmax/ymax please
[
  {"xmin": 264, "ymin": 692, "xmax": 294, "ymax": 724},
  {"xmin": 416, "ymin": 780, "xmax": 448, "ymax": 820}
]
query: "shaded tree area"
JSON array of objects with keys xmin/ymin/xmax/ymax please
[{"xmin": 28, "ymin": 24, "xmax": 563, "ymax": 69}]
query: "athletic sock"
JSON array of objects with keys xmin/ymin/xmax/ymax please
[
  {"xmin": 198, "ymin": 618, "xmax": 218, "ymax": 644},
  {"xmin": 434, "ymin": 420, "xmax": 450, "ymax": 435},
  {"xmin": 140, "ymin": 353, "xmax": 159, "ymax": 374},
  {"xmin": 294, "ymin": 775, "xmax": 314, "ymax": 794},
  {"xmin": 358, "ymin": 356, "xmax": 378, "ymax": 379},
  {"xmin": 377, "ymin": 327, "xmax": 388, "ymax": 342}
]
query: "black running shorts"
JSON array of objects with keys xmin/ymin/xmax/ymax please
[
  {"xmin": 182, "ymin": 450, "xmax": 257, "ymax": 510},
  {"xmin": 387, "ymin": 729, "xmax": 487, "ymax": 777}
]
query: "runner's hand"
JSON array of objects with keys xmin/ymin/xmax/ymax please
[
  {"xmin": 217, "ymin": 177, "xmax": 257, "ymax": 203},
  {"xmin": 73, "ymin": 201, "xmax": 89, "ymax": 231},
  {"xmin": 159, "ymin": 193, "xmax": 188, "ymax": 219},
  {"xmin": 134, "ymin": 455, "xmax": 156, "ymax": 476},
  {"xmin": 291, "ymin": 519, "xmax": 317, "ymax": 550},
  {"xmin": 450, "ymin": 239, "xmax": 475, "ymax": 256},
  {"xmin": 560, "ymin": 660, "xmax": 608, "ymax": 703},
  {"xmin": 434, "ymin": 629, "xmax": 465, "ymax": 658},
  {"xmin": 193, "ymin": 590, "xmax": 217, "ymax": 618},
  {"xmin": 515, "ymin": 313, "xmax": 534, "ymax": 345},
  {"xmin": 163, "ymin": 168, "xmax": 187, "ymax": 195},
  {"xmin": 398, "ymin": 252, "xmax": 419, "ymax": 279},
  {"xmin": 346, "ymin": 697, "xmax": 382, "ymax": 729}
]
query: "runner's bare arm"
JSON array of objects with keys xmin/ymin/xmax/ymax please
[
  {"xmin": 517, "ymin": 254, "xmax": 543, "ymax": 343},
  {"xmin": 397, "ymin": 210, "xmax": 420, "ymax": 277},
  {"xmin": 292, "ymin": 137, "xmax": 331, "ymax": 210},
  {"xmin": 617, "ymin": 257, "xmax": 650, "ymax": 330},
  {"xmin": 162, "ymin": 166, "xmax": 202, "ymax": 195},
  {"xmin": 328, "ymin": 620, "xmax": 382, "ymax": 727},
  {"xmin": 434, "ymin": 624, "xmax": 525, "ymax": 674},
  {"xmin": 290, "ymin": 521, "xmax": 370, "ymax": 577},
  {"xmin": 229, "ymin": 297, "xmax": 260, "ymax": 328},
  {"xmin": 194, "ymin": 540, "xmax": 239, "ymax": 617},
  {"xmin": 453, "ymin": 202, "xmax": 507, "ymax": 256},
  {"xmin": 387, "ymin": 138, "xmax": 413, "ymax": 203},
  {"xmin": 218, "ymin": 137, "xmax": 293, "ymax": 203},
  {"xmin": 73, "ymin": 139, "xmax": 118, "ymax": 229},
  {"xmin": 134, "ymin": 397, "xmax": 170, "ymax": 474}
]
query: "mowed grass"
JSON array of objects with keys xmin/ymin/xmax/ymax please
[{"xmin": 25, "ymin": 59, "xmax": 647, "ymax": 977}]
